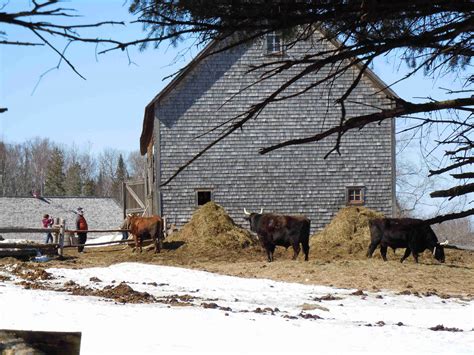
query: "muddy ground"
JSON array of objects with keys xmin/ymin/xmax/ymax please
[
  {"xmin": 1, "ymin": 241, "xmax": 472, "ymax": 299},
  {"xmin": 1, "ymin": 203, "xmax": 473, "ymax": 299}
]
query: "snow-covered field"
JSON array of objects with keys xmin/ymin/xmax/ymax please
[{"xmin": 0, "ymin": 262, "xmax": 472, "ymax": 354}]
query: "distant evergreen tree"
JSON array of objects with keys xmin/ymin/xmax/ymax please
[
  {"xmin": 112, "ymin": 154, "xmax": 128, "ymax": 201},
  {"xmin": 96, "ymin": 170, "xmax": 106, "ymax": 197},
  {"xmin": 44, "ymin": 148, "xmax": 65, "ymax": 196},
  {"xmin": 82, "ymin": 178, "xmax": 96, "ymax": 196},
  {"xmin": 64, "ymin": 162, "xmax": 82, "ymax": 196},
  {"xmin": 116, "ymin": 154, "xmax": 128, "ymax": 181}
]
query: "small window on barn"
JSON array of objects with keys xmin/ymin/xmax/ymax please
[
  {"xmin": 196, "ymin": 190, "xmax": 212, "ymax": 206},
  {"xmin": 346, "ymin": 187, "xmax": 365, "ymax": 205},
  {"xmin": 266, "ymin": 31, "xmax": 283, "ymax": 55}
]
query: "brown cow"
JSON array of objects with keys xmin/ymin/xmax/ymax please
[{"xmin": 123, "ymin": 215, "xmax": 164, "ymax": 253}]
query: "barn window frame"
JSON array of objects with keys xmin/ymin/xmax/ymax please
[
  {"xmin": 265, "ymin": 31, "xmax": 284, "ymax": 55},
  {"xmin": 195, "ymin": 189, "xmax": 213, "ymax": 206},
  {"xmin": 346, "ymin": 186, "xmax": 365, "ymax": 205}
]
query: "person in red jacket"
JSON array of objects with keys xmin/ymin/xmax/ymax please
[
  {"xmin": 75, "ymin": 207, "xmax": 88, "ymax": 253},
  {"xmin": 42, "ymin": 214, "xmax": 54, "ymax": 243}
]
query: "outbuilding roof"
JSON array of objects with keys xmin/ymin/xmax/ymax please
[{"xmin": 0, "ymin": 196, "xmax": 123, "ymax": 241}]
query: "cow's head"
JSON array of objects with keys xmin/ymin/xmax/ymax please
[
  {"xmin": 121, "ymin": 214, "xmax": 135, "ymax": 229},
  {"xmin": 433, "ymin": 240, "xmax": 448, "ymax": 263},
  {"xmin": 243, "ymin": 208, "xmax": 263, "ymax": 232},
  {"xmin": 243, "ymin": 208, "xmax": 263, "ymax": 219}
]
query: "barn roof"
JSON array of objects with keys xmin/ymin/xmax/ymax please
[
  {"xmin": 140, "ymin": 33, "xmax": 398, "ymax": 155},
  {"xmin": 0, "ymin": 196, "xmax": 123, "ymax": 241}
]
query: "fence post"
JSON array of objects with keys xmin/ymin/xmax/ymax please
[
  {"xmin": 58, "ymin": 219, "xmax": 65, "ymax": 257},
  {"xmin": 122, "ymin": 181, "xmax": 127, "ymax": 219}
]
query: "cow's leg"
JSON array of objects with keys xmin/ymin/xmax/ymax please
[
  {"xmin": 266, "ymin": 245, "xmax": 275, "ymax": 262},
  {"xmin": 400, "ymin": 248, "xmax": 411, "ymax": 263},
  {"xmin": 154, "ymin": 237, "xmax": 162, "ymax": 253},
  {"xmin": 380, "ymin": 245, "xmax": 388, "ymax": 261},
  {"xmin": 367, "ymin": 239, "xmax": 380, "ymax": 258},
  {"xmin": 292, "ymin": 242, "xmax": 301, "ymax": 260},
  {"xmin": 367, "ymin": 242, "xmax": 379, "ymax": 258},
  {"xmin": 302, "ymin": 241, "xmax": 309, "ymax": 261},
  {"xmin": 154, "ymin": 224, "xmax": 163, "ymax": 253},
  {"xmin": 412, "ymin": 252, "xmax": 419, "ymax": 263},
  {"xmin": 132, "ymin": 235, "xmax": 138, "ymax": 253}
]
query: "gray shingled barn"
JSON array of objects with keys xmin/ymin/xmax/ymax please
[{"xmin": 139, "ymin": 31, "xmax": 397, "ymax": 232}]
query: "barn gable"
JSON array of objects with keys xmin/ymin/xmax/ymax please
[{"xmin": 142, "ymin": 31, "xmax": 396, "ymax": 231}]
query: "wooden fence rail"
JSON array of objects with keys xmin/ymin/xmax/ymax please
[
  {"xmin": 0, "ymin": 228, "xmax": 60, "ymax": 234},
  {"xmin": 0, "ymin": 222, "xmax": 133, "ymax": 257},
  {"xmin": 64, "ymin": 229, "xmax": 130, "ymax": 234},
  {"xmin": 62, "ymin": 239, "xmax": 135, "ymax": 248}
]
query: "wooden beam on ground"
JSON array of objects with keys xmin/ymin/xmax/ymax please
[
  {"xmin": 0, "ymin": 330, "xmax": 81, "ymax": 355},
  {"xmin": 0, "ymin": 249, "xmax": 38, "ymax": 258},
  {"xmin": 64, "ymin": 229, "xmax": 130, "ymax": 234},
  {"xmin": 0, "ymin": 243, "xmax": 58, "ymax": 250},
  {"xmin": 62, "ymin": 239, "xmax": 135, "ymax": 248}
]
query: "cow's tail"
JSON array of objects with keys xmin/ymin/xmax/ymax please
[
  {"xmin": 302, "ymin": 219, "xmax": 310, "ymax": 261},
  {"xmin": 304, "ymin": 219, "xmax": 311, "ymax": 239}
]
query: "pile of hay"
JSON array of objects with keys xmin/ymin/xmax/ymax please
[
  {"xmin": 166, "ymin": 202, "xmax": 257, "ymax": 256},
  {"xmin": 310, "ymin": 206, "xmax": 384, "ymax": 260}
]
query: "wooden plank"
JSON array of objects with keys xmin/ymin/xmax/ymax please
[
  {"xmin": 122, "ymin": 181, "xmax": 127, "ymax": 219},
  {"xmin": 126, "ymin": 179, "xmax": 146, "ymax": 186},
  {"xmin": 125, "ymin": 208, "xmax": 145, "ymax": 214},
  {"xmin": 0, "ymin": 243, "xmax": 57, "ymax": 250},
  {"xmin": 62, "ymin": 239, "xmax": 135, "ymax": 248},
  {"xmin": 0, "ymin": 330, "xmax": 81, "ymax": 355},
  {"xmin": 126, "ymin": 184, "xmax": 146, "ymax": 208},
  {"xmin": 64, "ymin": 229, "xmax": 130, "ymax": 234},
  {"xmin": 0, "ymin": 249, "xmax": 37, "ymax": 257},
  {"xmin": 59, "ymin": 218, "xmax": 65, "ymax": 257},
  {"xmin": 0, "ymin": 227, "xmax": 60, "ymax": 234}
]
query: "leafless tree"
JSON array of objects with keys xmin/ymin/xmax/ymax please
[
  {"xmin": 25, "ymin": 137, "xmax": 54, "ymax": 195},
  {"xmin": 0, "ymin": 0, "xmax": 124, "ymax": 79},
  {"xmin": 432, "ymin": 217, "xmax": 473, "ymax": 247},
  {"xmin": 127, "ymin": 150, "xmax": 146, "ymax": 179},
  {"xmin": 97, "ymin": 148, "xmax": 122, "ymax": 197}
]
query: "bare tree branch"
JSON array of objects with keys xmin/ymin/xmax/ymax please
[
  {"xmin": 430, "ymin": 183, "xmax": 474, "ymax": 199},
  {"xmin": 260, "ymin": 97, "xmax": 474, "ymax": 154},
  {"xmin": 425, "ymin": 208, "xmax": 474, "ymax": 225}
]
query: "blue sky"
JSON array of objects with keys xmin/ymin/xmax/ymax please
[
  {"xmin": 0, "ymin": 0, "xmax": 196, "ymax": 154},
  {"xmin": 0, "ymin": 0, "xmax": 468, "ymax": 159}
]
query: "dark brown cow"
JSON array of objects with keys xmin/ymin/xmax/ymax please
[
  {"xmin": 244, "ymin": 209, "xmax": 310, "ymax": 262},
  {"xmin": 123, "ymin": 215, "xmax": 164, "ymax": 253}
]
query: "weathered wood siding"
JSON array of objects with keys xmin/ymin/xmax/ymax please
[{"xmin": 154, "ymin": 33, "xmax": 395, "ymax": 232}]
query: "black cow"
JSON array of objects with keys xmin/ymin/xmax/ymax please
[
  {"xmin": 367, "ymin": 218, "xmax": 447, "ymax": 263},
  {"xmin": 244, "ymin": 209, "xmax": 310, "ymax": 262}
]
